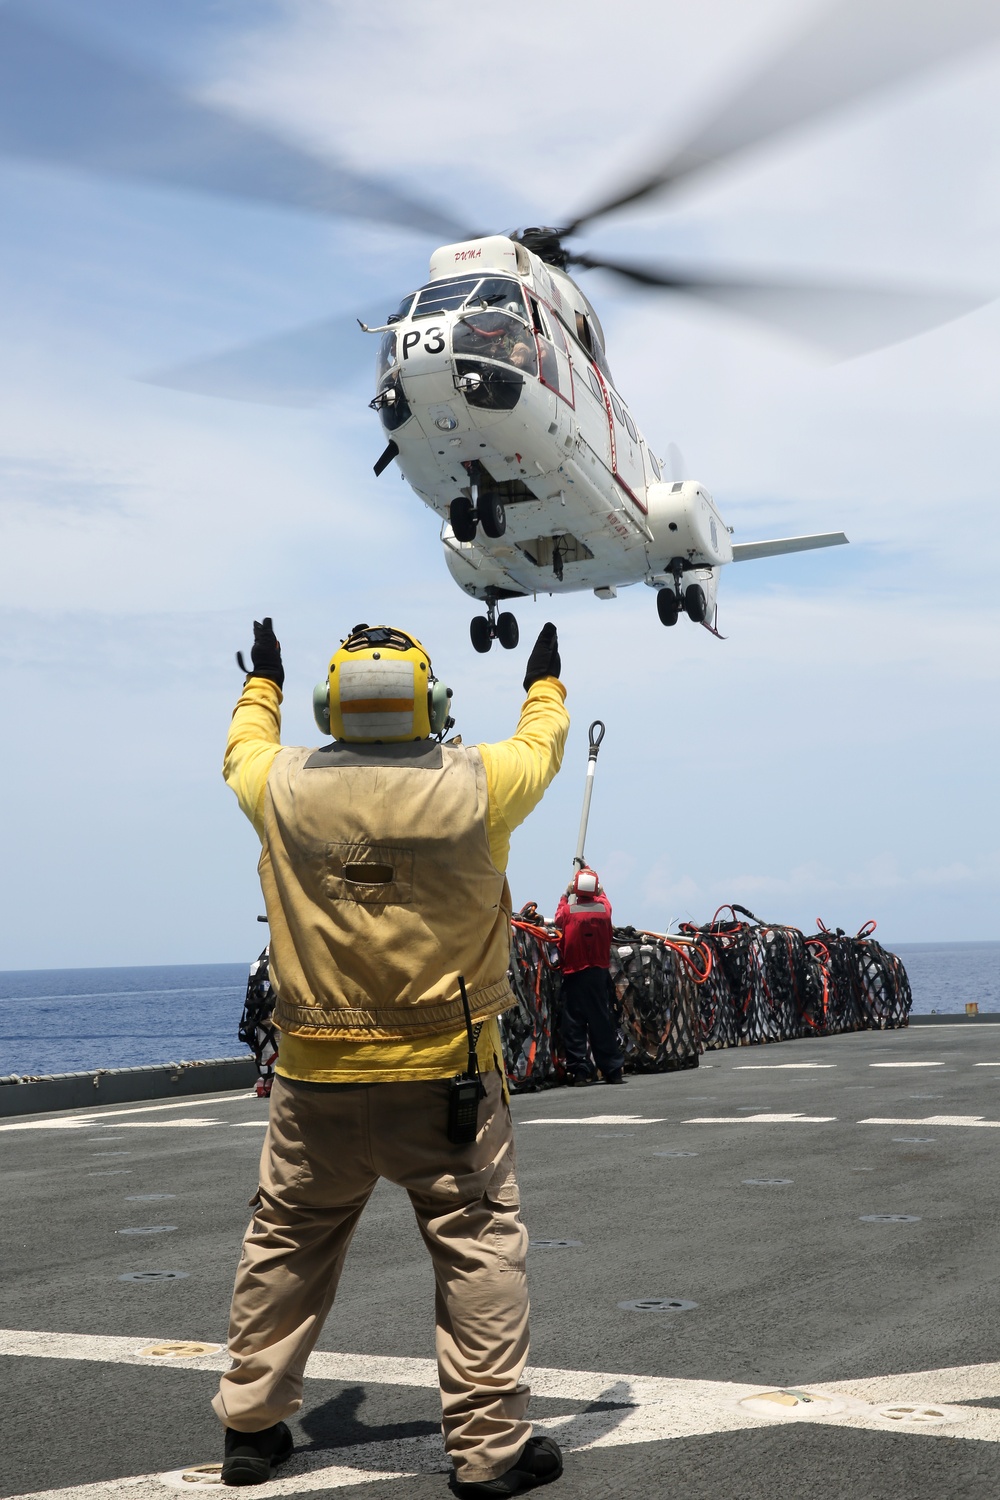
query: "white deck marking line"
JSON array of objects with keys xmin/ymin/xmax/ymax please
[
  {"xmin": 0, "ymin": 1096, "xmax": 258, "ymax": 1132},
  {"xmin": 85, "ymin": 1095, "xmax": 257, "ymax": 1115},
  {"xmin": 0, "ymin": 1118, "xmax": 229, "ymax": 1133},
  {"xmin": 92, "ymin": 1120, "xmax": 228, "ymax": 1129},
  {"xmin": 521, "ymin": 1115, "xmax": 665, "ymax": 1126},
  {"xmin": 860, "ymin": 1115, "xmax": 1000, "ymax": 1128},
  {"xmin": 975, "ymin": 1063, "xmax": 1000, "ymax": 1066},
  {"xmin": 5, "ymin": 1335, "xmax": 1000, "ymax": 1498},
  {"xmin": 869, "ymin": 1062, "xmax": 944, "ymax": 1068},
  {"xmin": 733, "ymin": 1064, "xmax": 835, "ymax": 1070},
  {"xmin": 683, "ymin": 1113, "xmax": 837, "ymax": 1124}
]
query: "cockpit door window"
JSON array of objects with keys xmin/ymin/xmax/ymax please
[
  {"xmin": 573, "ymin": 309, "xmax": 614, "ymax": 383},
  {"xmin": 529, "ymin": 297, "xmax": 574, "ymax": 406},
  {"xmin": 452, "ymin": 311, "xmax": 537, "ymax": 375},
  {"xmin": 376, "ymin": 330, "xmax": 397, "ymax": 384}
]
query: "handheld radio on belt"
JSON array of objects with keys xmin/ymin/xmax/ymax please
[{"xmin": 448, "ymin": 975, "xmax": 485, "ymax": 1145}]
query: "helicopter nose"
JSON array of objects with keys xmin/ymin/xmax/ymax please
[{"xmin": 397, "ymin": 323, "xmax": 456, "ymax": 406}]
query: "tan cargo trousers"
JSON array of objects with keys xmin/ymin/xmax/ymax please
[{"xmin": 213, "ymin": 1067, "xmax": 531, "ymax": 1485}]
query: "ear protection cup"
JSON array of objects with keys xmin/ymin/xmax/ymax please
[
  {"xmin": 313, "ymin": 681, "xmax": 331, "ymax": 736},
  {"xmin": 428, "ymin": 679, "xmax": 453, "ymax": 736}
]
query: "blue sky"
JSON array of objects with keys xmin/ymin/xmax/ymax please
[{"xmin": 1, "ymin": 0, "xmax": 999, "ymax": 967}]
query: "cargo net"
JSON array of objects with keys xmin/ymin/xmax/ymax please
[
  {"xmin": 681, "ymin": 906, "xmax": 912, "ymax": 1045},
  {"xmin": 237, "ymin": 907, "xmax": 911, "ymax": 1092},
  {"xmin": 608, "ymin": 930, "xmax": 702, "ymax": 1073},
  {"xmin": 808, "ymin": 919, "xmax": 913, "ymax": 1032},
  {"xmin": 501, "ymin": 906, "xmax": 702, "ymax": 1089},
  {"xmin": 504, "ymin": 904, "xmax": 563, "ymax": 1088},
  {"xmin": 238, "ymin": 945, "xmax": 279, "ymax": 1097}
]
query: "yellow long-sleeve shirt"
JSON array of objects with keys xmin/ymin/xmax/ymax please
[{"xmin": 224, "ymin": 674, "xmax": 569, "ymax": 1082}]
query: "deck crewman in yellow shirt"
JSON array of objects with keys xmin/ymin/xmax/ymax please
[{"xmin": 215, "ymin": 617, "xmax": 569, "ymax": 1498}]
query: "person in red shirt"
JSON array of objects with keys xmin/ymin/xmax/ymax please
[{"xmin": 554, "ymin": 868, "xmax": 625, "ymax": 1085}]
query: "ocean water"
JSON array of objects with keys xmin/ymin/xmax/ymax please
[
  {"xmin": 1, "ymin": 942, "xmax": 999, "ymax": 1077},
  {"xmin": 0, "ymin": 963, "xmax": 249, "ymax": 1077},
  {"xmin": 892, "ymin": 942, "xmax": 1000, "ymax": 1016}
]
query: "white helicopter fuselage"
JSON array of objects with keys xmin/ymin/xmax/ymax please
[
  {"xmin": 371, "ymin": 234, "xmax": 728, "ymax": 617},
  {"xmin": 370, "ymin": 234, "xmax": 845, "ymax": 643}
]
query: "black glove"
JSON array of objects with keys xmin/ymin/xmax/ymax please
[
  {"xmin": 523, "ymin": 622, "xmax": 560, "ymax": 692},
  {"xmin": 244, "ymin": 617, "xmax": 284, "ymax": 689}
]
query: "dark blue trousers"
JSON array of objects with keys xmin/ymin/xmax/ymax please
[{"xmin": 560, "ymin": 966, "xmax": 624, "ymax": 1078}]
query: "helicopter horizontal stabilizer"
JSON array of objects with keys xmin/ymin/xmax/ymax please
[{"xmin": 731, "ymin": 532, "xmax": 849, "ymax": 562}]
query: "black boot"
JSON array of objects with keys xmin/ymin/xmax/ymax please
[
  {"xmin": 450, "ymin": 1435, "xmax": 563, "ymax": 1497},
  {"xmin": 222, "ymin": 1421, "xmax": 294, "ymax": 1486}
]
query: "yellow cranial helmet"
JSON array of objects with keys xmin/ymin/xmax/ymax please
[{"xmin": 313, "ymin": 624, "xmax": 453, "ymax": 743}]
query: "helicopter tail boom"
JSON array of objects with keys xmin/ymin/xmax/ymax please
[{"xmin": 731, "ymin": 532, "xmax": 849, "ymax": 562}]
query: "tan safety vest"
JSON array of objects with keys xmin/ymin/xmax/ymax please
[{"xmin": 259, "ymin": 739, "xmax": 513, "ymax": 1039}]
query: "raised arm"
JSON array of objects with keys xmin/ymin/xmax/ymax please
[
  {"xmin": 223, "ymin": 617, "xmax": 285, "ymax": 840},
  {"xmin": 478, "ymin": 624, "xmax": 570, "ymax": 873}
]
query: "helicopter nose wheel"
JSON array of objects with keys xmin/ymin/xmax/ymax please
[
  {"xmin": 479, "ymin": 494, "xmax": 507, "ymax": 539},
  {"xmin": 683, "ymin": 583, "xmax": 707, "ymax": 623},
  {"xmin": 449, "ymin": 493, "xmax": 507, "ymax": 542},
  {"xmin": 470, "ymin": 601, "xmax": 519, "ymax": 653},
  {"xmin": 656, "ymin": 588, "xmax": 679, "ymax": 627},
  {"xmin": 450, "ymin": 496, "xmax": 478, "ymax": 544}
]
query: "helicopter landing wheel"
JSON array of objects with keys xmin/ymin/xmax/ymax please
[
  {"xmin": 683, "ymin": 583, "xmax": 707, "ymax": 623},
  {"xmin": 450, "ymin": 496, "xmax": 478, "ymax": 543},
  {"xmin": 479, "ymin": 494, "xmax": 507, "ymax": 539},
  {"xmin": 496, "ymin": 612, "xmax": 519, "ymax": 650},
  {"xmin": 470, "ymin": 615, "xmax": 493, "ymax": 654},
  {"xmin": 656, "ymin": 588, "xmax": 679, "ymax": 627}
]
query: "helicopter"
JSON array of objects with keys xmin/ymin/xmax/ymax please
[
  {"xmin": 361, "ymin": 226, "xmax": 847, "ymax": 653},
  {"xmin": 2, "ymin": 0, "xmax": 996, "ymax": 656}
]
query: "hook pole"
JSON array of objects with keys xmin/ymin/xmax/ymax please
[{"xmin": 573, "ymin": 720, "xmax": 606, "ymax": 869}]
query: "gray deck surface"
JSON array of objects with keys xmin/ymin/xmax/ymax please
[{"xmin": 4, "ymin": 1023, "xmax": 1000, "ymax": 1499}]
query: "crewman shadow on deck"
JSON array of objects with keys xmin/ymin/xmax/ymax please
[{"xmin": 298, "ymin": 1385, "xmax": 441, "ymax": 1452}]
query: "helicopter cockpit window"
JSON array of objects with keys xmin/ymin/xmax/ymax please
[
  {"xmin": 609, "ymin": 391, "xmax": 625, "ymax": 425},
  {"xmin": 412, "ymin": 276, "xmax": 482, "ymax": 317},
  {"xmin": 647, "ymin": 449, "xmax": 662, "ymax": 481},
  {"xmin": 412, "ymin": 275, "xmax": 527, "ymax": 321},
  {"xmin": 624, "ymin": 411, "xmax": 638, "ymax": 442},
  {"xmin": 375, "ymin": 330, "xmax": 397, "ymax": 385},
  {"xmin": 386, "ymin": 293, "xmax": 414, "ymax": 325},
  {"xmin": 471, "ymin": 277, "xmax": 528, "ymax": 320},
  {"xmin": 453, "ymin": 310, "xmax": 538, "ymax": 375}
]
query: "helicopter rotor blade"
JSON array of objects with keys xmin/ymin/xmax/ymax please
[
  {"xmin": 0, "ymin": 7, "xmax": 471, "ymax": 240},
  {"xmin": 142, "ymin": 315, "xmax": 371, "ymax": 407},
  {"xmin": 569, "ymin": 253, "xmax": 992, "ymax": 356},
  {"xmin": 565, "ymin": 0, "xmax": 1000, "ymax": 232}
]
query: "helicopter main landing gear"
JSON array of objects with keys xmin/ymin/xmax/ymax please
[
  {"xmin": 470, "ymin": 598, "xmax": 519, "ymax": 654},
  {"xmin": 449, "ymin": 482, "xmax": 507, "ymax": 544},
  {"xmin": 656, "ymin": 588, "xmax": 679, "ymax": 627},
  {"xmin": 683, "ymin": 583, "xmax": 707, "ymax": 623},
  {"xmin": 657, "ymin": 561, "xmax": 709, "ymax": 628}
]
